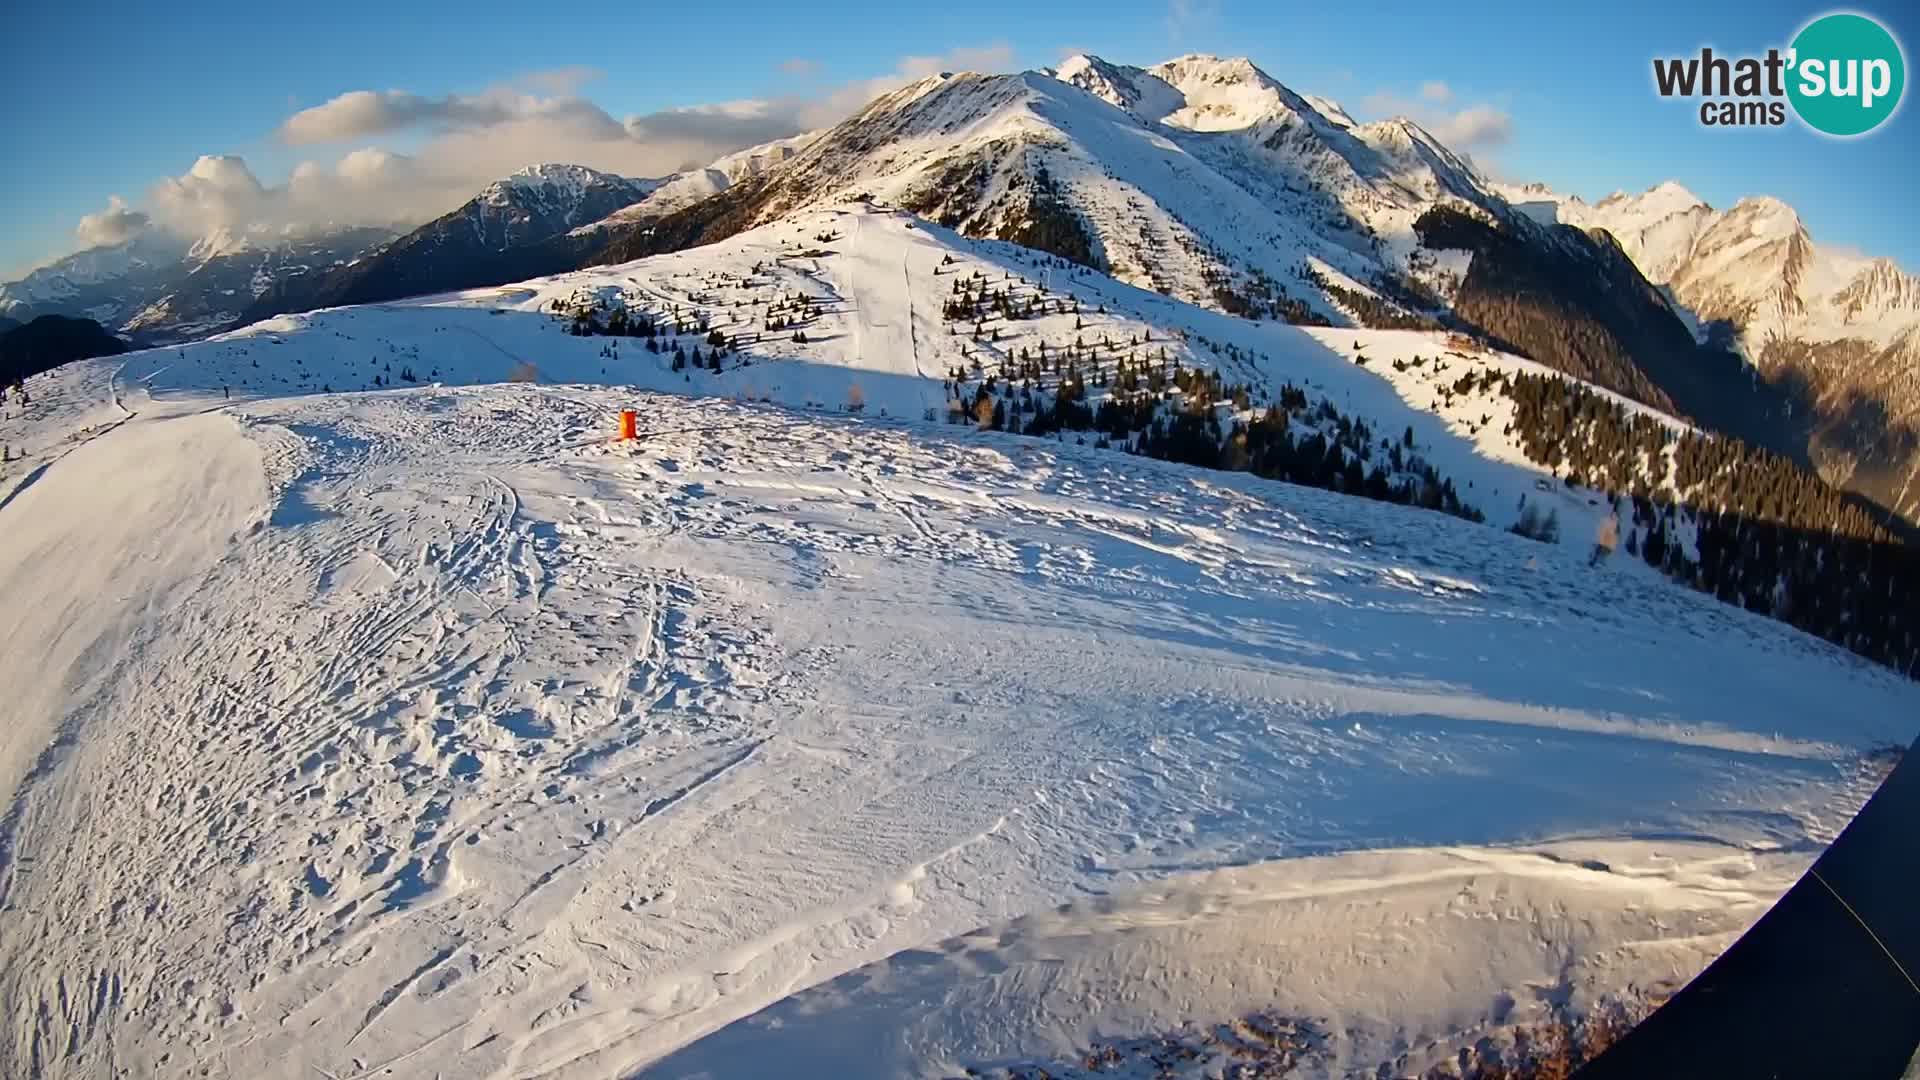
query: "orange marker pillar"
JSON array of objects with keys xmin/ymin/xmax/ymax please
[{"xmin": 618, "ymin": 410, "xmax": 638, "ymax": 440}]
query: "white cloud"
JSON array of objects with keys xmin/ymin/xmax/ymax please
[
  {"xmin": 49, "ymin": 44, "xmax": 1022, "ymax": 263},
  {"xmin": 1165, "ymin": 0, "xmax": 1220, "ymax": 41},
  {"xmin": 74, "ymin": 196, "xmax": 151, "ymax": 248},
  {"xmin": 1429, "ymin": 104, "xmax": 1512, "ymax": 149},
  {"xmin": 519, "ymin": 66, "xmax": 603, "ymax": 96},
  {"xmin": 278, "ymin": 88, "xmax": 624, "ymax": 145},
  {"xmin": 157, "ymin": 156, "xmax": 284, "ymax": 232},
  {"xmin": 1360, "ymin": 88, "xmax": 1515, "ymax": 151}
]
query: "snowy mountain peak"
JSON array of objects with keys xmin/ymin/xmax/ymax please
[
  {"xmin": 1054, "ymin": 52, "xmax": 1317, "ymax": 133},
  {"xmin": 1151, "ymin": 53, "xmax": 1275, "ymax": 90},
  {"xmin": 1052, "ymin": 53, "xmax": 1103, "ymax": 81},
  {"xmin": 1597, "ymin": 180, "xmax": 1707, "ymax": 214},
  {"xmin": 0, "ymin": 230, "xmax": 189, "ymax": 319},
  {"xmin": 1834, "ymin": 257, "xmax": 1920, "ymax": 317},
  {"xmin": 463, "ymin": 164, "xmax": 664, "ymax": 239},
  {"xmin": 486, "ymin": 164, "xmax": 625, "ymax": 204},
  {"xmin": 1054, "ymin": 55, "xmax": 1186, "ymax": 122},
  {"xmin": 1363, "ymin": 115, "xmax": 1442, "ymax": 151},
  {"xmin": 1724, "ymin": 195, "xmax": 1804, "ymax": 239},
  {"xmin": 186, "ymin": 226, "xmax": 255, "ymax": 264},
  {"xmin": 1144, "ymin": 54, "xmax": 1308, "ymax": 132},
  {"xmin": 1589, "ymin": 182, "xmax": 1711, "ymax": 228},
  {"xmin": 1646, "ymin": 179, "xmax": 1706, "ymax": 206},
  {"xmin": 1302, "ymin": 93, "xmax": 1358, "ymax": 130}
]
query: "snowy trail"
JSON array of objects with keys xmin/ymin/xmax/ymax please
[
  {"xmin": 0, "ymin": 384, "xmax": 1913, "ymax": 1079},
  {"xmin": 0, "ymin": 403, "xmax": 265, "ymax": 846},
  {"xmin": 843, "ymin": 213, "xmax": 934, "ymax": 414}
]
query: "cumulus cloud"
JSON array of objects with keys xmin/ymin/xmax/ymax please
[
  {"xmin": 1360, "ymin": 88, "xmax": 1515, "ymax": 151},
  {"xmin": 1429, "ymin": 104, "xmax": 1512, "ymax": 149},
  {"xmin": 150, "ymin": 154, "xmax": 269, "ymax": 233},
  {"xmin": 75, "ymin": 196, "xmax": 151, "ymax": 248},
  {"xmin": 52, "ymin": 44, "xmax": 1022, "ymax": 262},
  {"xmin": 61, "ymin": 152, "xmax": 432, "ymax": 253}
]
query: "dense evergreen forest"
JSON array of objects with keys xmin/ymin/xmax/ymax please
[
  {"xmin": 930, "ymin": 267, "xmax": 1486, "ymax": 524},
  {"xmin": 1504, "ymin": 371, "xmax": 1918, "ymax": 677}
]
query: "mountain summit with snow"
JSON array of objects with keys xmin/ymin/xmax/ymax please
[{"xmin": 481, "ymin": 163, "xmax": 659, "ymax": 224}]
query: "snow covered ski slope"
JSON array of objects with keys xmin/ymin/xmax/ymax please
[
  {"xmin": 1, "ymin": 207, "xmax": 1917, "ymax": 1078},
  {"xmin": 27, "ymin": 207, "xmax": 1686, "ymax": 554},
  {"xmin": 2, "ymin": 370, "xmax": 1915, "ymax": 1078}
]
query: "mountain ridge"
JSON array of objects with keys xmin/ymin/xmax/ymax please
[
  {"xmin": 22, "ymin": 51, "xmax": 1914, "ymax": 526},
  {"xmin": 0, "ymin": 226, "xmax": 394, "ymax": 347},
  {"xmin": 236, "ymin": 165, "xmax": 665, "ymax": 324},
  {"xmin": 1506, "ymin": 178, "xmax": 1920, "ymax": 522}
]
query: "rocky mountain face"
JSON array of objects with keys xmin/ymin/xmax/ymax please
[
  {"xmin": 239, "ymin": 165, "xmax": 663, "ymax": 324},
  {"xmin": 598, "ymin": 54, "xmax": 1503, "ymax": 322},
  {"xmin": 0, "ymin": 227, "xmax": 393, "ymax": 346},
  {"xmin": 1525, "ymin": 181, "xmax": 1920, "ymax": 523},
  {"xmin": 591, "ymin": 56, "xmax": 1779, "ymax": 482},
  {"xmin": 459, "ymin": 164, "xmax": 665, "ymax": 249},
  {"xmin": 581, "ymin": 132, "xmax": 818, "ymax": 231}
]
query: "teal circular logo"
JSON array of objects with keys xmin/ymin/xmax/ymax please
[{"xmin": 1788, "ymin": 13, "xmax": 1906, "ymax": 136}]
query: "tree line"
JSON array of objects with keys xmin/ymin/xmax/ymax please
[{"xmin": 1505, "ymin": 370, "xmax": 1918, "ymax": 676}]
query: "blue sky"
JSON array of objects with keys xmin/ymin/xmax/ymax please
[{"xmin": 4, "ymin": 0, "xmax": 1916, "ymax": 276}]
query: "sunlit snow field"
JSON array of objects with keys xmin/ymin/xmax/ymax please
[{"xmin": 1, "ymin": 209, "xmax": 1914, "ymax": 1078}]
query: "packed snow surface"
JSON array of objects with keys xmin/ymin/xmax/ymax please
[{"xmin": 1, "ymin": 208, "xmax": 1916, "ymax": 1078}]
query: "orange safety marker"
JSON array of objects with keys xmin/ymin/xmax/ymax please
[{"xmin": 618, "ymin": 410, "xmax": 638, "ymax": 440}]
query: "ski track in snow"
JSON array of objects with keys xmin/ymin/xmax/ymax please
[{"xmin": 0, "ymin": 375, "xmax": 1913, "ymax": 1079}]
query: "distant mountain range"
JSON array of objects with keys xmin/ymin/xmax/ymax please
[
  {"xmin": 237, "ymin": 164, "xmax": 664, "ymax": 325},
  {"xmin": 6, "ymin": 53, "xmax": 1917, "ymax": 524},
  {"xmin": 0, "ymin": 226, "xmax": 394, "ymax": 346}
]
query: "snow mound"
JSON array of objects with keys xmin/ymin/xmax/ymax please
[{"xmin": 647, "ymin": 840, "xmax": 1809, "ymax": 1078}]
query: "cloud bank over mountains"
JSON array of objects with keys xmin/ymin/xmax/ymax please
[{"xmin": 49, "ymin": 47, "xmax": 1018, "ymax": 263}]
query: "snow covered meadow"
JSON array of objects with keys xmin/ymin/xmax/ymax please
[{"xmin": 1, "ymin": 209, "xmax": 1915, "ymax": 1078}]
